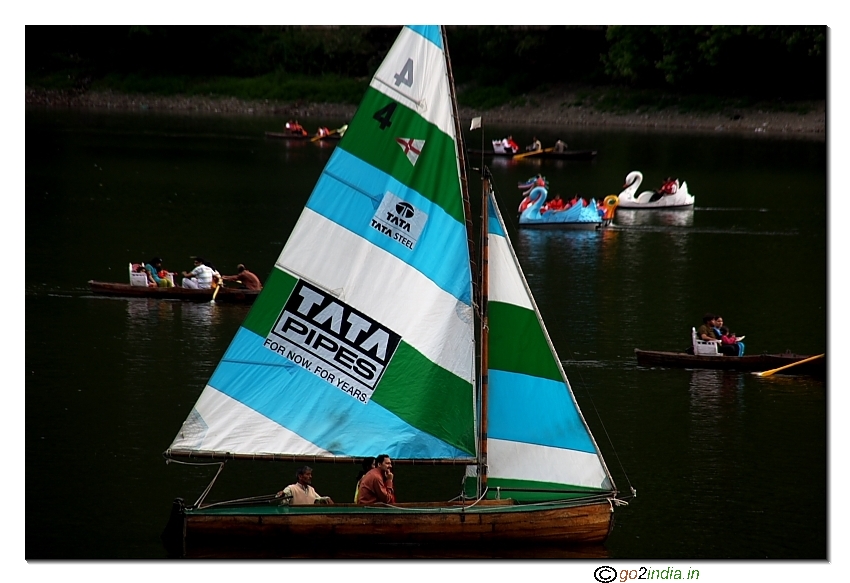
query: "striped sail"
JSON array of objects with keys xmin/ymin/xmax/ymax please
[
  {"xmin": 167, "ymin": 25, "xmax": 476, "ymax": 460},
  {"xmin": 466, "ymin": 189, "xmax": 614, "ymax": 500}
]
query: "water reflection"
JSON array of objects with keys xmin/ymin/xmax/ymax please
[{"xmin": 614, "ymin": 208, "xmax": 694, "ymax": 228}]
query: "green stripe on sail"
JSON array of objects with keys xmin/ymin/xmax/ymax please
[
  {"xmin": 464, "ymin": 476, "xmax": 607, "ymax": 502},
  {"xmin": 241, "ymin": 268, "xmax": 297, "ymax": 336},
  {"xmin": 237, "ymin": 267, "xmax": 474, "ymax": 455},
  {"xmin": 373, "ymin": 342, "xmax": 475, "ymax": 455},
  {"xmin": 340, "ymin": 87, "xmax": 464, "ymax": 224},
  {"xmin": 488, "ymin": 301, "xmax": 561, "ymax": 382}
]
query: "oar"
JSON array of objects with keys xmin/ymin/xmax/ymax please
[
  {"xmin": 310, "ymin": 129, "xmax": 337, "ymax": 142},
  {"xmin": 756, "ymin": 353, "xmax": 824, "ymax": 377},
  {"xmin": 513, "ymin": 147, "xmax": 554, "ymax": 160},
  {"xmin": 210, "ymin": 284, "xmax": 221, "ymax": 304}
]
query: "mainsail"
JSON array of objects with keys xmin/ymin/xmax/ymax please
[
  {"xmin": 465, "ymin": 188, "xmax": 615, "ymax": 501},
  {"xmin": 167, "ymin": 25, "xmax": 476, "ymax": 461}
]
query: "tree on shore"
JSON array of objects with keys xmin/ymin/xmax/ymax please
[{"xmin": 25, "ymin": 25, "xmax": 826, "ymax": 104}]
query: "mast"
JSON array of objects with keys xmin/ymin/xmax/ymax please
[
  {"xmin": 441, "ymin": 25, "xmax": 487, "ymax": 495},
  {"xmin": 478, "ymin": 168, "xmax": 491, "ymax": 496}
]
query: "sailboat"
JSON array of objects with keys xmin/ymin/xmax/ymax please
[{"xmin": 163, "ymin": 25, "xmax": 626, "ymax": 556}]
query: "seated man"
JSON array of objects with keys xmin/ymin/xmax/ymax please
[
  {"xmin": 181, "ymin": 257, "xmax": 214, "ymax": 289},
  {"xmin": 276, "ymin": 466, "xmax": 333, "ymax": 505},
  {"xmin": 696, "ymin": 313, "xmax": 720, "ymax": 343},
  {"xmin": 221, "ymin": 264, "xmax": 263, "ymax": 291},
  {"xmin": 357, "ymin": 454, "xmax": 396, "ymax": 504},
  {"xmin": 526, "ymin": 137, "xmax": 542, "ymax": 152}
]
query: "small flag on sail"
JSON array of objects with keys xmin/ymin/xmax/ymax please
[
  {"xmin": 396, "ymin": 137, "xmax": 425, "ymax": 166},
  {"xmin": 470, "ymin": 117, "xmax": 482, "ymax": 131}
]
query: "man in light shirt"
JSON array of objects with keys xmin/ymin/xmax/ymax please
[
  {"xmin": 181, "ymin": 257, "xmax": 214, "ymax": 289},
  {"xmin": 276, "ymin": 466, "xmax": 333, "ymax": 505}
]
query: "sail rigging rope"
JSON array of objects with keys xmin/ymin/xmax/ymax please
[
  {"xmin": 165, "ymin": 458, "xmax": 223, "ymax": 467},
  {"xmin": 380, "ymin": 487, "xmax": 490, "ymax": 512}
]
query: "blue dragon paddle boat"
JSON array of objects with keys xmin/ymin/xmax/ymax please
[{"xmin": 517, "ymin": 176, "xmax": 616, "ymax": 229}]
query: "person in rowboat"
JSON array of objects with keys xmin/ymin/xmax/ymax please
[
  {"xmin": 221, "ymin": 264, "xmax": 263, "ymax": 291},
  {"xmin": 501, "ymin": 135, "xmax": 519, "ymax": 154},
  {"xmin": 276, "ymin": 466, "xmax": 333, "ymax": 505},
  {"xmin": 357, "ymin": 454, "xmax": 396, "ymax": 504},
  {"xmin": 181, "ymin": 257, "xmax": 214, "ymax": 289},
  {"xmin": 526, "ymin": 136, "xmax": 542, "ymax": 152},
  {"xmin": 285, "ymin": 120, "xmax": 307, "ymax": 136},
  {"xmin": 553, "ymin": 139, "xmax": 567, "ymax": 152},
  {"xmin": 696, "ymin": 313, "xmax": 721, "ymax": 344},
  {"xmin": 144, "ymin": 257, "xmax": 174, "ymax": 288},
  {"xmin": 716, "ymin": 317, "xmax": 745, "ymax": 356},
  {"xmin": 353, "ymin": 456, "xmax": 376, "ymax": 503}
]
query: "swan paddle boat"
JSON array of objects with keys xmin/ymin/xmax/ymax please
[
  {"xmin": 618, "ymin": 171, "xmax": 694, "ymax": 209},
  {"xmin": 517, "ymin": 176, "xmax": 616, "ymax": 229}
]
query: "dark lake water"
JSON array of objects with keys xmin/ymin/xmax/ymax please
[{"xmin": 25, "ymin": 108, "xmax": 828, "ymax": 563}]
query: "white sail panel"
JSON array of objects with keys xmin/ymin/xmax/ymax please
[
  {"xmin": 488, "ymin": 438, "xmax": 612, "ymax": 491},
  {"xmin": 169, "ymin": 386, "xmax": 331, "ymax": 456},
  {"xmin": 278, "ymin": 208, "xmax": 475, "ymax": 384},
  {"xmin": 370, "ymin": 26, "xmax": 456, "ymax": 141},
  {"xmin": 488, "ymin": 233, "xmax": 534, "ymax": 309}
]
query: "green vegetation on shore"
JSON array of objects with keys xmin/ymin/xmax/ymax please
[
  {"xmin": 89, "ymin": 72, "xmax": 369, "ymax": 105},
  {"xmin": 26, "ymin": 25, "xmax": 826, "ymax": 114}
]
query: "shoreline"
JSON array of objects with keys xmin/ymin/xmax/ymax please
[{"xmin": 26, "ymin": 87, "xmax": 826, "ymax": 140}]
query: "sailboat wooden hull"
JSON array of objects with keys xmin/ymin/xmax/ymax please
[{"xmin": 165, "ymin": 498, "xmax": 614, "ymax": 557}]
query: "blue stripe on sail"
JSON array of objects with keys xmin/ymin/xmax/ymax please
[
  {"xmin": 487, "ymin": 196, "xmax": 506, "ymax": 237},
  {"xmin": 306, "ymin": 148, "xmax": 471, "ymax": 305},
  {"xmin": 487, "ymin": 368, "xmax": 596, "ymax": 454},
  {"xmin": 209, "ymin": 327, "xmax": 469, "ymax": 459},
  {"xmin": 405, "ymin": 25, "xmax": 442, "ymax": 49}
]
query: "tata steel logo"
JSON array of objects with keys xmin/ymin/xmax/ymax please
[
  {"xmin": 371, "ymin": 192, "xmax": 428, "ymax": 250},
  {"xmin": 395, "ymin": 201, "xmax": 415, "ymax": 218}
]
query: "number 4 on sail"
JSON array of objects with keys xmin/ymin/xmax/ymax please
[{"xmin": 162, "ymin": 25, "xmax": 631, "ymax": 556}]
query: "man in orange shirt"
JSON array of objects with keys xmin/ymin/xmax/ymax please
[{"xmin": 357, "ymin": 454, "xmax": 396, "ymax": 504}]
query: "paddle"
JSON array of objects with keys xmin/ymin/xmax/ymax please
[
  {"xmin": 513, "ymin": 147, "xmax": 554, "ymax": 160},
  {"xmin": 756, "ymin": 353, "xmax": 824, "ymax": 377},
  {"xmin": 210, "ymin": 283, "xmax": 221, "ymax": 304},
  {"xmin": 310, "ymin": 129, "xmax": 338, "ymax": 142}
]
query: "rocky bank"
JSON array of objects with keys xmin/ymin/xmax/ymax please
[{"xmin": 26, "ymin": 87, "xmax": 826, "ymax": 140}]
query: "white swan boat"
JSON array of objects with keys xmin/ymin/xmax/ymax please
[{"xmin": 617, "ymin": 171, "xmax": 695, "ymax": 209}]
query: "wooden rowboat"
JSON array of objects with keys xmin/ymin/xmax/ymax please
[
  {"xmin": 88, "ymin": 281, "xmax": 260, "ymax": 304},
  {"xmin": 466, "ymin": 148, "xmax": 597, "ymax": 161},
  {"xmin": 634, "ymin": 349, "xmax": 826, "ymax": 377}
]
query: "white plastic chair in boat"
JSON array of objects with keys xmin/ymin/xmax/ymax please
[
  {"xmin": 492, "ymin": 139, "xmax": 507, "ymax": 154},
  {"xmin": 129, "ymin": 263, "xmax": 148, "ymax": 287},
  {"xmin": 692, "ymin": 327, "xmax": 719, "ymax": 355},
  {"xmin": 129, "ymin": 263, "xmax": 174, "ymax": 286}
]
